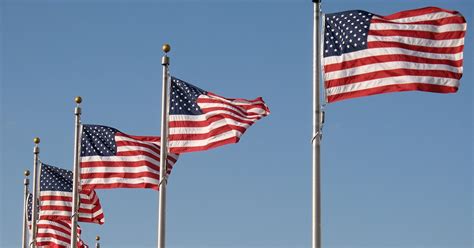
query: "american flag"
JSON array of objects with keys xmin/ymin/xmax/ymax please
[
  {"xmin": 36, "ymin": 220, "xmax": 89, "ymax": 248},
  {"xmin": 168, "ymin": 77, "xmax": 270, "ymax": 153},
  {"xmin": 80, "ymin": 124, "xmax": 179, "ymax": 190},
  {"xmin": 323, "ymin": 7, "xmax": 466, "ymax": 103},
  {"xmin": 28, "ymin": 194, "xmax": 89, "ymax": 248},
  {"xmin": 39, "ymin": 163, "xmax": 105, "ymax": 224}
]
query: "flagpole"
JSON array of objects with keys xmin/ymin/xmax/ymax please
[
  {"xmin": 22, "ymin": 169, "xmax": 30, "ymax": 248},
  {"xmin": 30, "ymin": 137, "xmax": 40, "ymax": 248},
  {"xmin": 312, "ymin": 1, "xmax": 322, "ymax": 248},
  {"xmin": 70, "ymin": 96, "xmax": 83, "ymax": 248},
  {"xmin": 158, "ymin": 43, "xmax": 171, "ymax": 248}
]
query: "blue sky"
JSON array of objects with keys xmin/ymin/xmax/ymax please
[{"xmin": 0, "ymin": 0, "xmax": 472, "ymax": 248}]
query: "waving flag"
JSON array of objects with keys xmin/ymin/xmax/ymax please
[
  {"xmin": 36, "ymin": 220, "xmax": 89, "ymax": 248},
  {"xmin": 80, "ymin": 124, "xmax": 179, "ymax": 190},
  {"xmin": 168, "ymin": 77, "xmax": 270, "ymax": 153},
  {"xmin": 39, "ymin": 164, "xmax": 105, "ymax": 224},
  {"xmin": 28, "ymin": 194, "xmax": 89, "ymax": 248},
  {"xmin": 323, "ymin": 7, "xmax": 466, "ymax": 103}
]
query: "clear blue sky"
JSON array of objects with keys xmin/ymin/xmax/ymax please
[{"xmin": 1, "ymin": 0, "xmax": 472, "ymax": 247}]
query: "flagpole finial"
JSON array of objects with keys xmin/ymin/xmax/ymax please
[
  {"xmin": 162, "ymin": 44, "xmax": 171, "ymax": 53},
  {"xmin": 75, "ymin": 96, "xmax": 83, "ymax": 104},
  {"xmin": 33, "ymin": 137, "xmax": 40, "ymax": 144},
  {"xmin": 24, "ymin": 170, "xmax": 30, "ymax": 177},
  {"xmin": 96, "ymin": 236, "xmax": 100, "ymax": 241}
]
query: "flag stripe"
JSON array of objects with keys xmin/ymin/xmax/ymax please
[
  {"xmin": 327, "ymin": 83, "xmax": 457, "ymax": 102},
  {"xmin": 324, "ymin": 54, "xmax": 462, "ymax": 73}
]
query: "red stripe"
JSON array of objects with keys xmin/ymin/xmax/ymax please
[
  {"xmin": 81, "ymin": 160, "xmax": 162, "ymax": 170},
  {"xmin": 325, "ymin": 69, "xmax": 462, "ymax": 88},
  {"xmin": 115, "ymin": 150, "xmax": 161, "ymax": 163},
  {"xmin": 169, "ymin": 136, "xmax": 240, "ymax": 153},
  {"xmin": 207, "ymin": 92, "xmax": 268, "ymax": 105},
  {"xmin": 116, "ymin": 140, "xmax": 161, "ymax": 154},
  {"xmin": 199, "ymin": 97, "xmax": 270, "ymax": 113},
  {"xmin": 369, "ymin": 30, "xmax": 465, "ymax": 40},
  {"xmin": 170, "ymin": 113, "xmax": 255, "ymax": 128},
  {"xmin": 370, "ymin": 16, "xmax": 466, "ymax": 25},
  {"xmin": 327, "ymin": 83, "xmax": 458, "ymax": 103},
  {"xmin": 200, "ymin": 106, "xmax": 262, "ymax": 121},
  {"xmin": 368, "ymin": 41, "xmax": 464, "ymax": 54},
  {"xmin": 116, "ymin": 132, "xmax": 161, "ymax": 142},
  {"xmin": 199, "ymin": 100, "xmax": 262, "ymax": 118},
  {"xmin": 169, "ymin": 124, "xmax": 247, "ymax": 141},
  {"xmin": 81, "ymin": 171, "xmax": 160, "ymax": 180},
  {"xmin": 380, "ymin": 7, "xmax": 460, "ymax": 20},
  {"xmin": 324, "ymin": 54, "xmax": 462, "ymax": 73},
  {"xmin": 82, "ymin": 182, "xmax": 160, "ymax": 190},
  {"xmin": 37, "ymin": 225, "xmax": 70, "ymax": 236},
  {"xmin": 40, "ymin": 195, "xmax": 72, "ymax": 201}
]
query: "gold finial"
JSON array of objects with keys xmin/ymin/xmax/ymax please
[
  {"xmin": 75, "ymin": 96, "xmax": 82, "ymax": 104},
  {"xmin": 33, "ymin": 137, "xmax": 40, "ymax": 144},
  {"xmin": 95, "ymin": 236, "xmax": 100, "ymax": 241},
  {"xmin": 162, "ymin": 44, "xmax": 171, "ymax": 53},
  {"xmin": 24, "ymin": 170, "xmax": 30, "ymax": 177}
]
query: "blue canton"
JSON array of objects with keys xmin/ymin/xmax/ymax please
[
  {"xmin": 27, "ymin": 193, "xmax": 33, "ymax": 221},
  {"xmin": 40, "ymin": 164, "xmax": 73, "ymax": 192},
  {"xmin": 170, "ymin": 77, "xmax": 207, "ymax": 115},
  {"xmin": 324, "ymin": 10, "xmax": 374, "ymax": 57},
  {"xmin": 81, "ymin": 125, "xmax": 118, "ymax": 157}
]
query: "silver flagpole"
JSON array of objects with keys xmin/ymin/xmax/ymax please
[
  {"xmin": 30, "ymin": 137, "xmax": 40, "ymax": 248},
  {"xmin": 157, "ymin": 43, "xmax": 171, "ymax": 248},
  {"xmin": 95, "ymin": 235, "xmax": 101, "ymax": 248},
  {"xmin": 312, "ymin": 1, "xmax": 322, "ymax": 248},
  {"xmin": 70, "ymin": 96, "xmax": 83, "ymax": 248},
  {"xmin": 22, "ymin": 169, "xmax": 30, "ymax": 248}
]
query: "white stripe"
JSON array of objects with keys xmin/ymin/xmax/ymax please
[
  {"xmin": 326, "ymin": 76, "xmax": 459, "ymax": 96},
  {"xmin": 39, "ymin": 210, "xmax": 69, "ymax": 217},
  {"xmin": 199, "ymin": 103, "xmax": 267, "ymax": 118},
  {"xmin": 370, "ymin": 23, "xmax": 466, "ymax": 32},
  {"xmin": 81, "ymin": 165, "xmax": 160, "ymax": 174},
  {"xmin": 40, "ymin": 202, "xmax": 97, "ymax": 212},
  {"xmin": 36, "ymin": 238, "xmax": 70, "ymax": 247},
  {"xmin": 115, "ymin": 135, "xmax": 160, "ymax": 147},
  {"xmin": 169, "ymin": 129, "xmax": 242, "ymax": 148},
  {"xmin": 40, "ymin": 191, "xmax": 71, "ymax": 197},
  {"xmin": 325, "ymin": 61, "xmax": 462, "ymax": 80},
  {"xmin": 373, "ymin": 11, "xmax": 457, "ymax": 23},
  {"xmin": 117, "ymin": 145, "xmax": 161, "ymax": 159},
  {"xmin": 81, "ymin": 152, "xmax": 176, "ymax": 164},
  {"xmin": 81, "ymin": 154, "xmax": 161, "ymax": 164},
  {"xmin": 169, "ymin": 109, "xmax": 258, "ymax": 123},
  {"xmin": 367, "ymin": 35, "xmax": 464, "ymax": 47},
  {"xmin": 205, "ymin": 94, "xmax": 265, "ymax": 106},
  {"xmin": 323, "ymin": 47, "xmax": 463, "ymax": 65},
  {"xmin": 81, "ymin": 177, "xmax": 160, "ymax": 186},
  {"xmin": 170, "ymin": 117, "xmax": 250, "ymax": 135}
]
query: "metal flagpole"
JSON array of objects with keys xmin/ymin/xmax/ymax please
[
  {"xmin": 22, "ymin": 169, "xmax": 30, "ymax": 248},
  {"xmin": 157, "ymin": 43, "xmax": 171, "ymax": 248},
  {"xmin": 30, "ymin": 137, "xmax": 40, "ymax": 248},
  {"xmin": 70, "ymin": 96, "xmax": 83, "ymax": 248},
  {"xmin": 312, "ymin": 1, "xmax": 322, "ymax": 248},
  {"xmin": 95, "ymin": 235, "xmax": 101, "ymax": 248}
]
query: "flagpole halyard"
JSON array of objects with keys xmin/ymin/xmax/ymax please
[
  {"xmin": 22, "ymin": 170, "xmax": 30, "ymax": 248},
  {"xmin": 30, "ymin": 138, "xmax": 40, "ymax": 248},
  {"xmin": 312, "ymin": 0, "xmax": 322, "ymax": 248},
  {"xmin": 70, "ymin": 97, "xmax": 83, "ymax": 248},
  {"xmin": 158, "ymin": 43, "xmax": 171, "ymax": 248}
]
